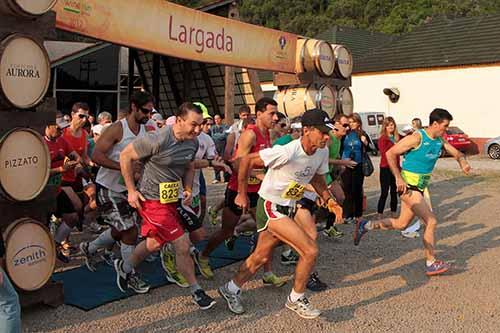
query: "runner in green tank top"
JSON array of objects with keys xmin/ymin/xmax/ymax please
[{"xmin": 354, "ymin": 109, "xmax": 471, "ymax": 276}]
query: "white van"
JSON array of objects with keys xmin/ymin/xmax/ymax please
[{"xmin": 358, "ymin": 112, "xmax": 386, "ymax": 152}]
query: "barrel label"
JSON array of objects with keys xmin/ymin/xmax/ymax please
[
  {"xmin": 4, "ymin": 155, "xmax": 40, "ymax": 168},
  {"xmin": 12, "ymin": 244, "xmax": 47, "ymax": 267},
  {"xmin": 5, "ymin": 65, "xmax": 41, "ymax": 78}
]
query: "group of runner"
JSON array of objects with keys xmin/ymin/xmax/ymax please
[{"xmin": 45, "ymin": 92, "xmax": 470, "ymax": 319}]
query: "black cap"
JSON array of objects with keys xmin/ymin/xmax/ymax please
[{"xmin": 301, "ymin": 109, "xmax": 334, "ymax": 134}]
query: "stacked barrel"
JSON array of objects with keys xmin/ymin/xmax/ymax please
[
  {"xmin": 0, "ymin": 0, "xmax": 62, "ymax": 303},
  {"xmin": 274, "ymin": 38, "xmax": 354, "ymax": 119}
]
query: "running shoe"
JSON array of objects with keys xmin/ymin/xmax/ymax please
[
  {"xmin": 128, "ymin": 272, "xmax": 151, "ymax": 294},
  {"xmin": 225, "ymin": 235, "xmax": 237, "ymax": 251},
  {"xmin": 354, "ymin": 219, "xmax": 370, "ymax": 246},
  {"xmin": 426, "ymin": 260, "xmax": 451, "ymax": 276},
  {"xmin": 55, "ymin": 243, "xmax": 70, "ymax": 264},
  {"xmin": 160, "ymin": 244, "xmax": 189, "ymax": 288},
  {"xmin": 218, "ymin": 284, "xmax": 245, "ymax": 314},
  {"xmin": 191, "ymin": 248, "xmax": 214, "ymax": 279},
  {"xmin": 100, "ymin": 248, "xmax": 117, "ymax": 267},
  {"xmin": 280, "ymin": 250, "xmax": 299, "ymax": 266},
  {"xmin": 285, "ymin": 296, "xmax": 321, "ymax": 319},
  {"xmin": 344, "ymin": 217, "xmax": 356, "ymax": 225},
  {"xmin": 323, "ymin": 226, "xmax": 344, "ymax": 239},
  {"xmin": 401, "ymin": 231, "xmax": 420, "ymax": 239},
  {"xmin": 262, "ymin": 273, "xmax": 287, "ymax": 287},
  {"xmin": 79, "ymin": 241, "xmax": 97, "ymax": 272},
  {"xmin": 114, "ymin": 259, "xmax": 130, "ymax": 293},
  {"xmin": 306, "ymin": 272, "xmax": 328, "ymax": 292},
  {"xmin": 208, "ymin": 206, "xmax": 218, "ymax": 225},
  {"xmin": 192, "ymin": 289, "xmax": 216, "ymax": 310}
]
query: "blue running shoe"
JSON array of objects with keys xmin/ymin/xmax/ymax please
[
  {"xmin": 354, "ymin": 219, "xmax": 369, "ymax": 246},
  {"xmin": 426, "ymin": 260, "xmax": 450, "ymax": 276}
]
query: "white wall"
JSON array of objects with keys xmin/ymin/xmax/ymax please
[{"xmin": 351, "ymin": 66, "xmax": 500, "ymax": 138}]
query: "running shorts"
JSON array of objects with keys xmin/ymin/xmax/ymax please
[
  {"xmin": 177, "ymin": 198, "xmax": 203, "ymax": 232},
  {"xmin": 225, "ymin": 188, "xmax": 259, "ymax": 216},
  {"xmin": 139, "ymin": 200, "xmax": 185, "ymax": 246},
  {"xmin": 255, "ymin": 197, "xmax": 295, "ymax": 232},
  {"xmin": 96, "ymin": 184, "xmax": 138, "ymax": 231}
]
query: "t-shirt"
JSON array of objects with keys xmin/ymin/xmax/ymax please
[
  {"xmin": 325, "ymin": 133, "xmax": 341, "ymax": 184},
  {"xmin": 210, "ymin": 124, "xmax": 228, "ymax": 143},
  {"xmin": 273, "ymin": 134, "xmax": 294, "ymax": 146},
  {"xmin": 62, "ymin": 127, "xmax": 88, "ymax": 183},
  {"xmin": 45, "ymin": 135, "xmax": 73, "ymax": 190},
  {"xmin": 193, "ymin": 132, "xmax": 217, "ymax": 196},
  {"xmin": 133, "ymin": 125, "xmax": 198, "ymax": 200},
  {"xmin": 258, "ymin": 139, "xmax": 329, "ymax": 207}
]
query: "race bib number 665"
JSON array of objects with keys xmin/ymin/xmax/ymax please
[
  {"xmin": 281, "ymin": 181, "xmax": 306, "ymax": 200},
  {"xmin": 159, "ymin": 181, "xmax": 179, "ymax": 204}
]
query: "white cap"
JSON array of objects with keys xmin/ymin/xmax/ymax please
[
  {"xmin": 92, "ymin": 123, "xmax": 111, "ymax": 136},
  {"xmin": 402, "ymin": 124, "xmax": 414, "ymax": 134},
  {"xmin": 152, "ymin": 113, "xmax": 164, "ymax": 121}
]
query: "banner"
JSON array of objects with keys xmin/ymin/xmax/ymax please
[{"xmin": 53, "ymin": 0, "xmax": 297, "ymax": 73}]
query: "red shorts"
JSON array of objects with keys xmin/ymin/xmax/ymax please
[{"xmin": 139, "ymin": 200, "xmax": 185, "ymax": 246}]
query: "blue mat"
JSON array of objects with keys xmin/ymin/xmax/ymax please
[{"xmin": 52, "ymin": 237, "xmax": 254, "ymax": 311}]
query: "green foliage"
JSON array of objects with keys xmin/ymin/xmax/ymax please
[{"xmin": 172, "ymin": 0, "xmax": 500, "ymax": 36}]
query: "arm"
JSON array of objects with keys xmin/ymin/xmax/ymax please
[
  {"xmin": 234, "ymin": 152, "xmax": 265, "ymax": 210},
  {"xmin": 182, "ymin": 161, "xmax": 195, "ymax": 205},
  {"xmin": 119, "ymin": 143, "xmax": 145, "ymax": 210},
  {"xmin": 442, "ymin": 140, "xmax": 471, "ymax": 174},
  {"xmin": 92, "ymin": 122, "xmax": 122, "ymax": 170},
  {"xmin": 230, "ymin": 129, "xmax": 256, "ymax": 171},
  {"xmin": 310, "ymin": 173, "xmax": 343, "ymax": 223},
  {"xmin": 386, "ymin": 133, "xmax": 421, "ymax": 194},
  {"xmin": 224, "ymin": 132, "xmax": 236, "ymax": 160}
]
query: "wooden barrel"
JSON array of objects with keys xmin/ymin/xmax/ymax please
[
  {"xmin": 296, "ymin": 39, "xmax": 335, "ymax": 77},
  {"xmin": 3, "ymin": 218, "xmax": 56, "ymax": 291},
  {"xmin": 0, "ymin": 128, "xmax": 50, "ymax": 201},
  {"xmin": 274, "ymin": 84, "xmax": 336, "ymax": 119},
  {"xmin": 0, "ymin": 0, "xmax": 57, "ymax": 17},
  {"xmin": 331, "ymin": 44, "xmax": 353, "ymax": 79},
  {"xmin": 337, "ymin": 87, "xmax": 354, "ymax": 116},
  {"xmin": 0, "ymin": 34, "xmax": 51, "ymax": 109}
]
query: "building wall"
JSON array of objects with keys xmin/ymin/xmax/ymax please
[{"xmin": 351, "ymin": 65, "xmax": 500, "ymax": 153}]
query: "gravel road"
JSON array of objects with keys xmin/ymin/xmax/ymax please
[{"xmin": 21, "ymin": 161, "xmax": 500, "ymax": 332}]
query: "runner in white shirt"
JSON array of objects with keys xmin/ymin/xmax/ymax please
[{"xmin": 218, "ymin": 109, "xmax": 343, "ymax": 319}]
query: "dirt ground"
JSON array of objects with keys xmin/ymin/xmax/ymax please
[{"xmin": 21, "ymin": 158, "xmax": 500, "ymax": 332}]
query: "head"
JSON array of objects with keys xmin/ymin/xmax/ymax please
[
  {"xmin": 201, "ymin": 116, "xmax": 213, "ymax": 134},
  {"xmin": 130, "ymin": 91, "xmax": 155, "ymax": 125},
  {"xmin": 412, "ymin": 118, "xmax": 423, "ymax": 130},
  {"xmin": 214, "ymin": 114, "xmax": 223, "ymax": 125},
  {"xmin": 194, "ymin": 102, "xmax": 213, "ymax": 135},
  {"xmin": 381, "ymin": 116, "xmax": 397, "ymax": 135},
  {"xmin": 88, "ymin": 115, "xmax": 95, "ymax": 125},
  {"xmin": 290, "ymin": 116, "xmax": 302, "ymax": 140},
  {"xmin": 428, "ymin": 108, "xmax": 453, "ymax": 137},
  {"xmin": 152, "ymin": 113, "xmax": 164, "ymax": 128},
  {"xmin": 255, "ymin": 97, "xmax": 279, "ymax": 130},
  {"xmin": 238, "ymin": 105, "xmax": 251, "ymax": 120},
  {"xmin": 332, "ymin": 114, "xmax": 350, "ymax": 137},
  {"xmin": 97, "ymin": 112, "xmax": 113, "ymax": 125},
  {"xmin": 174, "ymin": 102, "xmax": 203, "ymax": 140},
  {"xmin": 348, "ymin": 113, "xmax": 363, "ymax": 132},
  {"xmin": 273, "ymin": 112, "xmax": 289, "ymax": 138},
  {"xmin": 47, "ymin": 112, "xmax": 70, "ymax": 139},
  {"xmin": 92, "ymin": 124, "xmax": 110, "ymax": 141},
  {"xmin": 70, "ymin": 102, "xmax": 90, "ymax": 129},
  {"xmin": 301, "ymin": 109, "xmax": 334, "ymax": 151}
]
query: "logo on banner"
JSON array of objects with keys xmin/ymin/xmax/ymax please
[{"xmin": 279, "ymin": 36, "xmax": 287, "ymax": 50}]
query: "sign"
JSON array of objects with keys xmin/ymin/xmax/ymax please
[{"xmin": 53, "ymin": 0, "xmax": 297, "ymax": 73}]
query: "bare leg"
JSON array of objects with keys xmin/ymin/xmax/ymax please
[
  {"xmin": 172, "ymin": 234, "xmax": 197, "ymax": 285},
  {"xmin": 201, "ymin": 207, "xmax": 239, "ymax": 258}
]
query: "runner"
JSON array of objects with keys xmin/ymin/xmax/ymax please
[
  {"xmin": 116, "ymin": 102, "xmax": 216, "ymax": 309},
  {"xmin": 79, "ymin": 92, "xmax": 151, "ymax": 294},
  {"xmin": 200, "ymin": 97, "xmax": 286, "ymax": 287},
  {"xmin": 218, "ymin": 109, "xmax": 343, "ymax": 319},
  {"xmin": 354, "ymin": 108, "xmax": 471, "ymax": 276}
]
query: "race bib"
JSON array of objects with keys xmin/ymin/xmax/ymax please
[
  {"xmin": 47, "ymin": 173, "xmax": 62, "ymax": 186},
  {"xmin": 159, "ymin": 181, "xmax": 180, "ymax": 204},
  {"xmin": 248, "ymin": 176, "xmax": 261, "ymax": 185},
  {"xmin": 281, "ymin": 181, "xmax": 306, "ymax": 200}
]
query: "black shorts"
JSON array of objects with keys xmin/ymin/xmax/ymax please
[
  {"xmin": 399, "ymin": 185, "xmax": 424, "ymax": 196},
  {"xmin": 177, "ymin": 200, "xmax": 203, "ymax": 233},
  {"xmin": 55, "ymin": 190, "xmax": 76, "ymax": 217},
  {"xmin": 225, "ymin": 188, "xmax": 259, "ymax": 216},
  {"xmin": 296, "ymin": 197, "xmax": 318, "ymax": 215}
]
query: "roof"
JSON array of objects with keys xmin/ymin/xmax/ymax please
[
  {"xmin": 355, "ymin": 15, "xmax": 500, "ymax": 73},
  {"xmin": 44, "ymin": 41, "xmax": 99, "ymax": 64}
]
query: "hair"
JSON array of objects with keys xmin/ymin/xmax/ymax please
[
  {"xmin": 412, "ymin": 118, "xmax": 422, "ymax": 129},
  {"xmin": 117, "ymin": 109, "xmax": 128, "ymax": 120},
  {"xmin": 333, "ymin": 113, "xmax": 348, "ymax": 123},
  {"xmin": 239, "ymin": 105, "xmax": 251, "ymax": 114},
  {"xmin": 176, "ymin": 102, "xmax": 202, "ymax": 118},
  {"xmin": 255, "ymin": 97, "xmax": 277, "ymax": 113},
  {"xmin": 97, "ymin": 111, "xmax": 112, "ymax": 123},
  {"xmin": 380, "ymin": 116, "xmax": 400, "ymax": 141},
  {"xmin": 348, "ymin": 113, "xmax": 363, "ymax": 137},
  {"xmin": 429, "ymin": 108, "xmax": 452, "ymax": 125},
  {"xmin": 130, "ymin": 91, "xmax": 154, "ymax": 111},
  {"xmin": 71, "ymin": 102, "xmax": 89, "ymax": 114}
]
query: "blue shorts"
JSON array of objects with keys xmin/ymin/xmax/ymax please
[{"xmin": 199, "ymin": 172, "xmax": 207, "ymax": 196}]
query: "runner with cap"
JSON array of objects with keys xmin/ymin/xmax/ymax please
[
  {"xmin": 354, "ymin": 108, "xmax": 471, "ymax": 276},
  {"xmin": 116, "ymin": 102, "xmax": 216, "ymax": 309},
  {"xmin": 218, "ymin": 109, "xmax": 343, "ymax": 319}
]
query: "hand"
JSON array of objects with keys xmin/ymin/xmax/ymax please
[
  {"xmin": 63, "ymin": 159, "xmax": 78, "ymax": 171},
  {"xmin": 326, "ymin": 198, "xmax": 344, "ymax": 224},
  {"xmin": 127, "ymin": 190, "xmax": 145, "ymax": 211},
  {"xmin": 212, "ymin": 159, "xmax": 232, "ymax": 175},
  {"xmin": 345, "ymin": 159, "xmax": 358, "ymax": 168},
  {"xmin": 234, "ymin": 192, "xmax": 249, "ymax": 211},
  {"xmin": 182, "ymin": 190, "xmax": 192, "ymax": 206},
  {"xmin": 459, "ymin": 158, "xmax": 471, "ymax": 174},
  {"xmin": 396, "ymin": 176, "xmax": 407, "ymax": 195}
]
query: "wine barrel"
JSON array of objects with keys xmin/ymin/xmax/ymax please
[
  {"xmin": 0, "ymin": 128, "xmax": 50, "ymax": 201},
  {"xmin": 331, "ymin": 44, "xmax": 353, "ymax": 79},
  {"xmin": 0, "ymin": 0, "xmax": 57, "ymax": 17},
  {"xmin": 0, "ymin": 34, "xmax": 51, "ymax": 109},
  {"xmin": 296, "ymin": 39, "xmax": 335, "ymax": 77},
  {"xmin": 274, "ymin": 84, "xmax": 336, "ymax": 119},
  {"xmin": 4, "ymin": 218, "xmax": 56, "ymax": 291},
  {"xmin": 337, "ymin": 87, "xmax": 354, "ymax": 116}
]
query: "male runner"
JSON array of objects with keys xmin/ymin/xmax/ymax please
[
  {"xmin": 354, "ymin": 108, "xmax": 471, "ymax": 276},
  {"xmin": 79, "ymin": 92, "xmax": 151, "ymax": 294},
  {"xmin": 200, "ymin": 97, "xmax": 285, "ymax": 287},
  {"xmin": 117, "ymin": 102, "xmax": 215, "ymax": 309},
  {"xmin": 218, "ymin": 109, "xmax": 343, "ymax": 319}
]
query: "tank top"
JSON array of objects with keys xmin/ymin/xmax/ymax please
[
  {"xmin": 62, "ymin": 127, "xmax": 88, "ymax": 183},
  {"xmin": 96, "ymin": 118, "xmax": 146, "ymax": 193},
  {"xmin": 228, "ymin": 124, "xmax": 271, "ymax": 193}
]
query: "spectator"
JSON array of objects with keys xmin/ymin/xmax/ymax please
[
  {"xmin": 210, "ymin": 114, "xmax": 229, "ymax": 183},
  {"xmin": 0, "ymin": 235, "xmax": 21, "ymax": 333},
  {"xmin": 151, "ymin": 113, "xmax": 165, "ymax": 128},
  {"xmin": 224, "ymin": 105, "xmax": 251, "ymax": 160},
  {"xmin": 97, "ymin": 111, "xmax": 113, "ymax": 125}
]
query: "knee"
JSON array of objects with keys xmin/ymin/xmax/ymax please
[
  {"xmin": 424, "ymin": 216, "xmax": 437, "ymax": 228},
  {"xmin": 302, "ymin": 243, "xmax": 318, "ymax": 261},
  {"xmin": 250, "ymin": 252, "xmax": 269, "ymax": 267},
  {"xmin": 174, "ymin": 237, "xmax": 191, "ymax": 255},
  {"xmin": 121, "ymin": 227, "xmax": 138, "ymax": 244}
]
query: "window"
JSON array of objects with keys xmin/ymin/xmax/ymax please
[
  {"xmin": 367, "ymin": 115, "xmax": 376, "ymax": 126},
  {"xmin": 377, "ymin": 114, "xmax": 385, "ymax": 125}
]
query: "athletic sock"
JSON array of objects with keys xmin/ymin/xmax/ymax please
[
  {"xmin": 122, "ymin": 258, "xmax": 134, "ymax": 274},
  {"xmin": 289, "ymin": 289, "xmax": 304, "ymax": 303},
  {"xmin": 54, "ymin": 222, "xmax": 73, "ymax": 243},
  {"xmin": 426, "ymin": 259, "xmax": 436, "ymax": 267},
  {"xmin": 190, "ymin": 283, "xmax": 202, "ymax": 294},
  {"xmin": 88, "ymin": 229, "xmax": 115, "ymax": 254},
  {"xmin": 120, "ymin": 242, "xmax": 135, "ymax": 264},
  {"xmin": 227, "ymin": 280, "xmax": 240, "ymax": 294},
  {"xmin": 365, "ymin": 221, "xmax": 374, "ymax": 230}
]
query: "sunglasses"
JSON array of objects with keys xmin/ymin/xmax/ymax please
[
  {"xmin": 78, "ymin": 114, "xmax": 88, "ymax": 119},
  {"xmin": 139, "ymin": 107, "xmax": 152, "ymax": 114},
  {"xmin": 279, "ymin": 123, "xmax": 288, "ymax": 129},
  {"xmin": 336, "ymin": 123, "xmax": 350, "ymax": 128}
]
